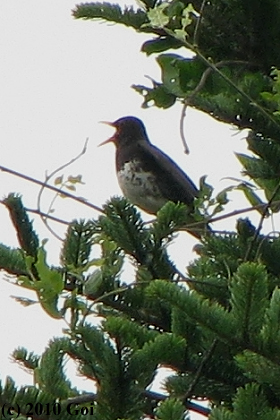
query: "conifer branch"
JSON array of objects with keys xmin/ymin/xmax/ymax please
[{"xmin": 73, "ymin": 2, "xmax": 148, "ymax": 30}]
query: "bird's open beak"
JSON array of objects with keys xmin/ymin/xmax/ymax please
[{"xmin": 98, "ymin": 121, "xmax": 116, "ymax": 146}]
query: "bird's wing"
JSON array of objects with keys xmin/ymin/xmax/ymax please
[{"xmin": 139, "ymin": 142, "xmax": 199, "ymax": 206}]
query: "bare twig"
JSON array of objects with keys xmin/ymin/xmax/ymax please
[
  {"xmin": 183, "ymin": 338, "xmax": 218, "ymax": 402},
  {"xmin": 179, "ymin": 105, "xmax": 190, "ymax": 154},
  {"xmin": 0, "ymin": 165, "xmax": 104, "ymax": 214},
  {"xmin": 144, "ymin": 199, "xmax": 279, "ymax": 232},
  {"xmin": 180, "ymin": 60, "xmax": 255, "ymax": 154},
  {"xmin": 191, "ymin": 47, "xmax": 280, "ymax": 130},
  {"xmin": 208, "ymin": 201, "xmax": 271, "ymax": 225},
  {"xmin": 193, "ymin": 0, "xmax": 207, "ymax": 46},
  {"xmin": 0, "ymin": 202, "xmax": 69, "ymax": 225},
  {"xmin": 164, "ymin": 21, "xmax": 280, "ymax": 150},
  {"xmin": 173, "ymin": 267, "xmax": 226, "ymax": 289},
  {"xmin": 244, "ymin": 181, "xmax": 280, "ymax": 261},
  {"xmin": 64, "ymin": 390, "xmax": 210, "ymax": 417},
  {"xmin": 36, "ymin": 138, "xmax": 89, "ymax": 240}
]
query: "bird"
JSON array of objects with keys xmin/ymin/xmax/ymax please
[{"xmin": 99, "ymin": 116, "xmax": 207, "ymax": 238}]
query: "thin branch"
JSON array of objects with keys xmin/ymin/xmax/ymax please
[
  {"xmin": 2, "ymin": 164, "xmax": 280, "ymax": 236},
  {"xmin": 173, "ymin": 267, "xmax": 225, "ymax": 289},
  {"xmin": 208, "ymin": 201, "xmax": 270, "ymax": 225},
  {"xmin": 64, "ymin": 390, "xmax": 210, "ymax": 417},
  {"xmin": 36, "ymin": 138, "xmax": 89, "ymax": 239},
  {"xmin": 0, "ymin": 202, "xmax": 69, "ymax": 225},
  {"xmin": 179, "ymin": 105, "xmax": 190, "ymax": 154},
  {"xmin": 183, "ymin": 338, "xmax": 218, "ymax": 402},
  {"xmin": 162, "ymin": 26, "xmax": 280, "ymax": 136},
  {"xmin": 193, "ymin": 0, "xmax": 207, "ymax": 46},
  {"xmin": 189, "ymin": 47, "xmax": 280, "ymax": 132},
  {"xmin": 244, "ymin": 181, "xmax": 280, "ymax": 261},
  {"xmin": 180, "ymin": 60, "xmax": 256, "ymax": 154},
  {"xmin": 144, "ymin": 199, "xmax": 279, "ymax": 233},
  {"xmin": 0, "ymin": 165, "xmax": 104, "ymax": 214}
]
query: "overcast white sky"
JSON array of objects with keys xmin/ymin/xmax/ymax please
[{"xmin": 0, "ymin": 1, "xmax": 267, "ymax": 418}]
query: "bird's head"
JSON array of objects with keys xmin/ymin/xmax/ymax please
[{"xmin": 99, "ymin": 116, "xmax": 149, "ymax": 148}]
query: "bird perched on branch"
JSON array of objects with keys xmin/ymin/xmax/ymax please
[{"xmin": 100, "ymin": 116, "xmax": 208, "ymax": 238}]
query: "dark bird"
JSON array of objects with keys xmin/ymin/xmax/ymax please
[{"xmin": 100, "ymin": 116, "xmax": 207, "ymax": 238}]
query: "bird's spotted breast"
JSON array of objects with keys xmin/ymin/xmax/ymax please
[{"xmin": 117, "ymin": 160, "xmax": 167, "ymax": 214}]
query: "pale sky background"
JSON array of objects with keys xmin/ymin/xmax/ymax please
[{"xmin": 0, "ymin": 1, "xmax": 272, "ymax": 419}]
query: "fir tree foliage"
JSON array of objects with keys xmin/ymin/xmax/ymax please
[
  {"xmin": 155, "ymin": 397, "xmax": 187, "ymax": 420},
  {"xmin": 2, "ymin": 194, "xmax": 280, "ymax": 418},
  {"xmin": 12, "ymin": 347, "xmax": 40, "ymax": 371},
  {"xmin": 3, "ymin": 194, "xmax": 39, "ymax": 259},
  {"xmin": 74, "ymin": 2, "xmax": 280, "ymax": 415},
  {"xmin": 2, "ymin": 0, "xmax": 280, "ymax": 419}
]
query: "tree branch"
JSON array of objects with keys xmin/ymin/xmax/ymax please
[
  {"xmin": 0, "ymin": 165, "xmax": 104, "ymax": 214},
  {"xmin": 180, "ymin": 60, "xmax": 258, "ymax": 154}
]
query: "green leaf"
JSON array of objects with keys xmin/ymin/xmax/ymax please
[
  {"xmin": 215, "ymin": 190, "xmax": 229, "ymax": 206},
  {"xmin": 21, "ymin": 247, "xmax": 64, "ymax": 318},
  {"xmin": 35, "ymin": 248, "xmax": 64, "ymax": 294},
  {"xmin": 157, "ymin": 54, "xmax": 185, "ymax": 96},
  {"xmin": 236, "ymin": 182, "xmax": 266, "ymax": 214},
  {"xmin": 65, "ymin": 184, "xmax": 76, "ymax": 191},
  {"xmin": 173, "ymin": 4, "xmax": 197, "ymax": 41},
  {"xmin": 54, "ymin": 175, "xmax": 63, "ymax": 185},
  {"xmin": 84, "ymin": 269, "xmax": 103, "ymax": 295},
  {"xmin": 141, "ymin": 36, "xmax": 182, "ymax": 55},
  {"xmin": 145, "ymin": 3, "xmax": 169, "ymax": 28},
  {"xmin": 67, "ymin": 174, "xmax": 84, "ymax": 184},
  {"xmin": 133, "ymin": 83, "xmax": 176, "ymax": 108}
]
